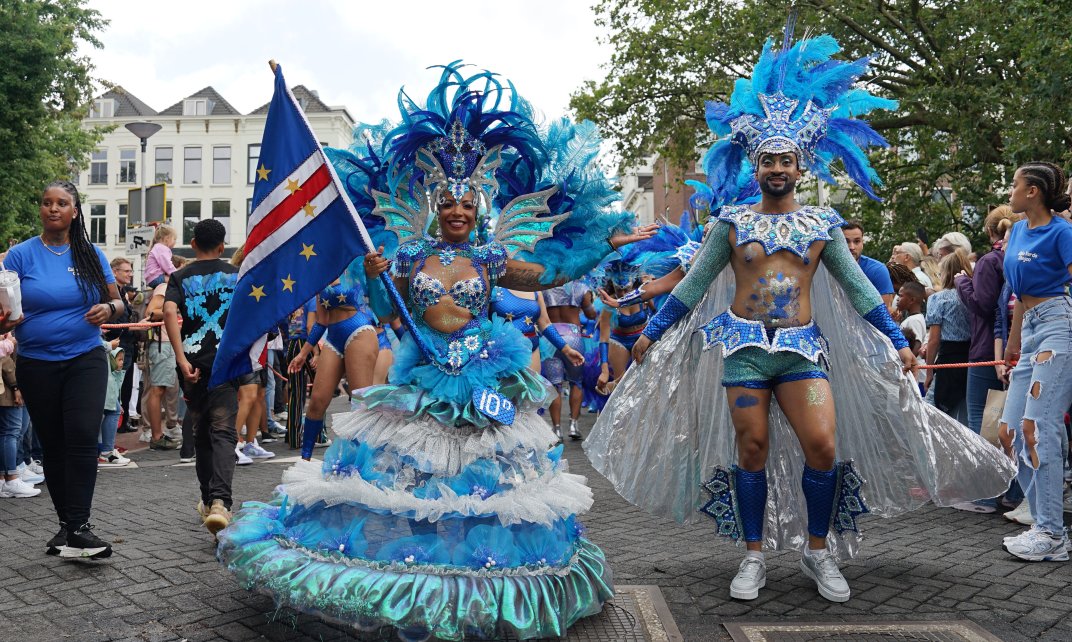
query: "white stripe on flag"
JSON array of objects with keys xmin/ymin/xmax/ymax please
[
  {"xmin": 248, "ymin": 153, "xmax": 324, "ymax": 231},
  {"xmin": 248, "ymin": 334, "xmax": 268, "ymax": 373},
  {"xmin": 238, "ymin": 182, "xmax": 340, "ymax": 279}
]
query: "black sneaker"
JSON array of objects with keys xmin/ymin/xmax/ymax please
[
  {"xmin": 46, "ymin": 522, "xmax": 67, "ymax": 556},
  {"xmin": 59, "ymin": 523, "xmax": 112, "ymax": 559}
]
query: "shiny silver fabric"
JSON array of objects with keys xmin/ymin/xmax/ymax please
[{"xmin": 585, "ymin": 266, "xmax": 1017, "ymax": 558}]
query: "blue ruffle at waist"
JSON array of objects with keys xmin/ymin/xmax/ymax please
[{"xmin": 700, "ymin": 309, "xmax": 828, "ymax": 364}]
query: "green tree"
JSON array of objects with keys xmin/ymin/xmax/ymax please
[
  {"xmin": 572, "ymin": 0, "xmax": 1072, "ymax": 250},
  {"xmin": 0, "ymin": 0, "xmax": 108, "ymax": 243}
]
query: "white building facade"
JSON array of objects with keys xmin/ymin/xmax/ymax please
[{"xmin": 77, "ymin": 86, "xmax": 355, "ymax": 281}]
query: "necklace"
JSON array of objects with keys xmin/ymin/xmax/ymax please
[{"xmin": 39, "ymin": 236, "xmax": 71, "ymax": 257}]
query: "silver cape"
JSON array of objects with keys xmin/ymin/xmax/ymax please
[{"xmin": 584, "ymin": 266, "xmax": 1017, "ymax": 558}]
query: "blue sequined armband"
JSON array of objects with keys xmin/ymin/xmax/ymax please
[
  {"xmin": 542, "ymin": 325, "xmax": 567, "ymax": 351},
  {"xmin": 599, "ymin": 342, "xmax": 609, "ymax": 364},
  {"xmin": 307, "ymin": 323, "xmax": 326, "ymax": 346},
  {"xmin": 642, "ymin": 295, "xmax": 689, "ymax": 342},
  {"xmin": 862, "ymin": 304, "xmax": 909, "ymax": 350}
]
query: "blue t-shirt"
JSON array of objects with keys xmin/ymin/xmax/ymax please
[
  {"xmin": 6, "ymin": 238, "xmax": 115, "ymax": 361},
  {"xmin": 857, "ymin": 255, "xmax": 894, "ymax": 296},
  {"xmin": 925, "ymin": 288, "xmax": 972, "ymax": 342},
  {"xmin": 1004, "ymin": 217, "xmax": 1072, "ymax": 298}
]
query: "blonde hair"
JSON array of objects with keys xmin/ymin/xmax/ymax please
[
  {"xmin": 920, "ymin": 255, "xmax": 941, "ymax": 286},
  {"xmin": 152, "ymin": 225, "xmax": 176, "ymax": 246},
  {"xmin": 983, "ymin": 205, "xmax": 1018, "ymax": 240},
  {"xmin": 938, "ymin": 249, "xmax": 973, "ymax": 291}
]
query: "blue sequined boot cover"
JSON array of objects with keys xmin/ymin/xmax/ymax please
[
  {"xmin": 300, "ymin": 418, "xmax": 325, "ymax": 460},
  {"xmin": 801, "ymin": 464, "xmax": 838, "ymax": 538},
  {"xmin": 734, "ymin": 467, "xmax": 767, "ymax": 542}
]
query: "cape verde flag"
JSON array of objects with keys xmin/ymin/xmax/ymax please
[{"xmin": 210, "ymin": 64, "xmax": 376, "ymax": 387}]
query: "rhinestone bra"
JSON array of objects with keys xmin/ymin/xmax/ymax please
[
  {"xmin": 412, "ymin": 272, "xmax": 487, "ymax": 317},
  {"xmin": 717, "ymin": 204, "xmax": 845, "ymax": 259}
]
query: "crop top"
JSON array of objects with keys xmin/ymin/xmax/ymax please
[
  {"xmin": 1003, "ymin": 217, "xmax": 1072, "ymax": 299},
  {"xmin": 319, "ymin": 283, "xmax": 363, "ymax": 310},
  {"xmin": 490, "ymin": 288, "xmax": 540, "ymax": 335}
]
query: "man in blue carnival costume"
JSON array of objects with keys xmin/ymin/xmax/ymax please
[
  {"xmin": 584, "ymin": 24, "xmax": 1015, "ymax": 604},
  {"xmin": 216, "ymin": 63, "xmax": 655, "ymax": 640}
]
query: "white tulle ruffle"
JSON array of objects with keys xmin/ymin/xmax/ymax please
[{"xmin": 281, "ymin": 460, "xmax": 593, "ymax": 527}]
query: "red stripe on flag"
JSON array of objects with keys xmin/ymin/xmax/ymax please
[{"xmin": 245, "ymin": 163, "xmax": 333, "ymax": 255}]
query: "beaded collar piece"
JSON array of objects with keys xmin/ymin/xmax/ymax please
[{"xmin": 718, "ymin": 204, "xmax": 845, "ymax": 259}]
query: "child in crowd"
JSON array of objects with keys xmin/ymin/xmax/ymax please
[
  {"xmin": 0, "ymin": 344, "xmax": 39, "ymax": 498},
  {"xmin": 144, "ymin": 225, "xmax": 177, "ymax": 288},
  {"xmin": 897, "ymin": 281, "xmax": 928, "ymax": 395},
  {"xmin": 98, "ymin": 344, "xmax": 131, "ymax": 467},
  {"xmin": 163, "ymin": 220, "xmax": 239, "ymax": 537}
]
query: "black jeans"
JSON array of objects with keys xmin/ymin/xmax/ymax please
[
  {"xmin": 17, "ymin": 347, "xmax": 108, "ymax": 527},
  {"xmin": 180, "ymin": 371, "xmax": 238, "ymax": 509}
]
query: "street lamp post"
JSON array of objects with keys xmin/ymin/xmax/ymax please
[{"xmin": 124, "ymin": 122, "xmax": 162, "ymax": 225}]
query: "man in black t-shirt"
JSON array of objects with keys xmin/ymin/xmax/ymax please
[{"xmin": 163, "ymin": 220, "xmax": 239, "ymax": 537}]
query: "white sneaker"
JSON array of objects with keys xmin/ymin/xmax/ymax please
[
  {"xmin": 164, "ymin": 427, "xmax": 183, "ymax": 442},
  {"xmin": 235, "ymin": 443, "xmax": 254, "ymax": 466},
  {"xmin": 729, "ymin": 555, "xmax": 766, "ymax": 600},
  {"xmin": 179, "ymin": 455, "xmax": 196, "ymax": 464},
  {"xmin": 28, "ymin": 460, "xmax": 44, "ymax": 476},
  {"xmin": 1004, "ymin": 500, "xmax": 1035, "ymax": 526},
  {"xmin": 242, "ymin": 440, "xmax": 275, "ymax": 460},
  {"xmin": 16, "ymin": 463, "xmax": 44, "ymax": 485},
  {"xmin": 1003, "ymin": 527, "xmax": 1070, "ymax": 562},
  {"xmin": 568, "ymin": 420, "xmax": 583, "ymax": 441},
  {"xmin": 97, "ymin": 450, "xmax": 131, "ymax": 467},
  {"xmin": 800, "ymin": 548, "xmax": 851, "ymax": 602},
  {"xmin": 0, "ymin": 478, "xmax": 42, "ymax": 498},
  {"xmin": 274, "ymin": 411, "xmax": 288, "ymax": 422},
  {"xmin": 138, "ymin": 429, "xmax": 152, "ymax": 443}
]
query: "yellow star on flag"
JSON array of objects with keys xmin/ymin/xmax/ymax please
[
  {"xmin": 256, "ymin": 164, "xmax": 271, "ymax": 181},
  {"xmin": 503, "ymin": 313, "xmax": 515, "ymax": 321},
  {"xmin": 249, "ymin": 285, "xmax": 267, "ymax": 302},
  {"xmin": 299, "ymin": 243, "xmax": 317, "ymax": 260},
  {"xmin": 281, "ymin": 275, "xmax": 296, "ymax": 292},
  {"xmin": 337, "ymin": 293, "xmax": 348, "ymax": 304},
  {"xmin": 302, "ymin": 203, "xmax": 317, "ymax": 217},
  {"xmin": 285, "ymin": 178, "xmax": 301, "ymax": 194},
  {"xmin": 523, "ymin": 316, "xmax": 534, "ymax": 326}
]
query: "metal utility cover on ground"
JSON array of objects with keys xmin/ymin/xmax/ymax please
[{"xmin": 724, "ymin": 620, "xmax": 1004, "ymax": 642}]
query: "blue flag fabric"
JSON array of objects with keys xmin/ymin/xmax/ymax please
[{"xmin": 210, "ymin": 64, "xmax": 375, "ymax": 387}]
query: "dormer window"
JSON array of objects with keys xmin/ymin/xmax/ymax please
[
  {"xmin": 89, "ymin": 98, "xmax": 116, "ymax": 119},
  {"xmin": 183, "ymin": 98, "xmax": 215, "ymax": 116}
]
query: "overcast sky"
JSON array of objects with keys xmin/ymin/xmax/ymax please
[{"xmin": 85, "ymin": 0, "xmax": 611, "ymax": 124}]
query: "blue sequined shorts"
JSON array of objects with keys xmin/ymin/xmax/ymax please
[
  {"xmin": 702, "ymin": 310, "xmax": 829, "ymax": 389},
  {"xmin": 324, "ymin": 311, "xmax": 376, "ymax": 358}
]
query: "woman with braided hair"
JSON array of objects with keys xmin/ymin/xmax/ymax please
[
  {"xmin": 997, "ymin": 161, "xmax": 1072, "ymax": 562},
  {"xmin": 0, "ymin": 180, "xmax": 124, "ymax": 559}
]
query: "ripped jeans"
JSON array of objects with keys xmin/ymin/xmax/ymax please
[{"xmin": 999, "ymin": 296, "xmax": 1072, "ymax": 535}]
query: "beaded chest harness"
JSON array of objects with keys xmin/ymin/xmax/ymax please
[{"xmin": 718, "ymin": 204, "xmax": 845, "ymax": 259}]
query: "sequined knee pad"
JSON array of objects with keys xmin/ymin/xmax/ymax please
[
  {"xmin": 802, "ymin": 464, "xmax": 837, "ymax": 539},
  {"xmin": 300, "ymin": 418, "xmax": 325, "ymax": 460},
  {"xmin": 735, "ymin": 467, "xmax": 767, "ymax": 542}
]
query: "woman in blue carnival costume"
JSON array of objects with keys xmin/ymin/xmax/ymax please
[
  {"xmin": 585, "ymin": 26, "xmax": 1016, "ymax": 604},
  {"xmin": 287, "ymin": 267, "xmax": 380, "ymax": 457},
  {"xmin": 217, "ymin": 63, "xmax": 655, "ymax": 640}
]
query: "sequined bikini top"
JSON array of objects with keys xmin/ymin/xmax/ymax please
[
  {"xmin": 615, "ymin": 306, "xmax": 650, "ymax": 328},
  {"xmin": 717, "ymin": 204, "xmax": 846, "ymax": 259},
  {"xmin": 319, "ymin": 283, "xmax": 362, "ymax": 310},
  {"xmin": 393, "ymin": 239, "xmax": 509, "ymax": 319}
]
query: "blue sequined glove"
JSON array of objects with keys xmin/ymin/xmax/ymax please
[
  {"xmin": 642, "ymin": 295, "xmax": 690, "ymax": 342},
  {"xmin": 599, "ymin": 342, "xmax": 609, "ymax": 365},
  {"xmin": 862, "ymin": 304, "xmax": 909, "ymax": 351},
  {"xmin": 542, "ymin": 325, "xmax": 567, "ymax": 351}
]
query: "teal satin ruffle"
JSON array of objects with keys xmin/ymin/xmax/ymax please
[
  {"xmin": 358, "ymin": 367, "xmax": 554, "ymax": 428},
  {"xmin": 217, "ymin": 508, "xmax": 614, "ymax": 640}
]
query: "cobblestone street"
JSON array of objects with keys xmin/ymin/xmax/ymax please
[{"xmin": 1, "ymin": 406, "xmax": 1069, "ymax": 642}]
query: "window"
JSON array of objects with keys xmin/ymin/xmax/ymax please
[
  {"xmin": 118, "ymin": 203, "xmax": 128, "ymax": 244},
  {"xmin": 155, "ymin": 147, "xmax": 173, "ymax": 184},
  {"xmin": 89, "ymin": 150, "xmax": 107, "ymax": 185},
  {"xmin": 212, "ymin": 200, "xmax": 231, "ymax": 244},
  {"xmin": 89, "ymin": 98, "xmax": 115, "ymax": 119},
  {"xmin": 182, "ymin": 201, "xmax": 201, "ymax": 245},
  {"xmin": 118, "ymin": 148, "xmax": 136, "ymax": 184},
  {"xmin": 212, "ymin": 146, "xmax": 231, "ymax": 184},
  {"xmin": 247, "ymin": 144, "xmax": 261, "ymax": 184},
  {"xmin": 165, "ymin": 200, "xmax": 172, "ymax": 222},
  {"xmin": 184, "ymin": 147, "xmax": 202, "ymax": 184},
  {"xmin": 89, "ymin": 204, "xmax": 106, "ymax": 244},
  {"xmin": 183, "ymin": 98, "xmax": 214, "ymax": 116}
]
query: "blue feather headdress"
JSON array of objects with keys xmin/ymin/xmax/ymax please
[{"xmin": 703, "ymin": 29, "xmax": 898, "ymax": 206}]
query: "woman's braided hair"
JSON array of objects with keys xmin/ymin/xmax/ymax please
[
  {"xmin": 45, "ymin": 180, "xmax": 109, "ymax": 304},
  {"xmin": 1018, "ymin": 162, "xmax": 1072, "ymax": 212}
]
